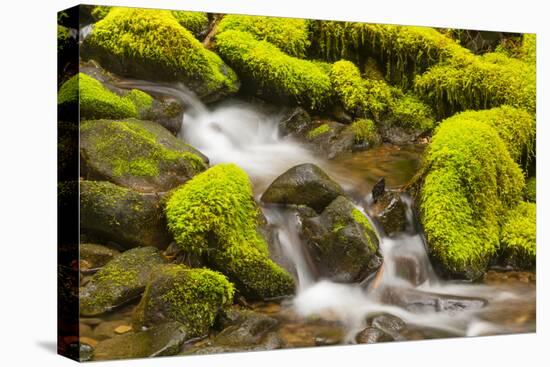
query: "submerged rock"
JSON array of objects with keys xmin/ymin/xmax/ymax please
[
  {"xmin": 132, "ymin": 264, "xmax": 234, "ymax": 337},
  {"xmin": 261, "ymin": 163, "xmax": 345, "ymax": 213},
  {"xmin": 301, "ymin": 196, "xmax": 382, "ymax": 282},
  {"xmin": 165, "ymin": 164, "xmax": 295, "ymax": 300},
  {"xmin": 213, "ymin": 308, "xmax": 279, "ymax": 346},
  {"xmin": 93, "ymin": 322, "xmax": 188, "ymax": 361},
  {"xmin": 80, "ymin": 119, "xmax": 208, "ymax": 193},
  {"xmin": 355, "ymin": 327, "xmax": 394, "ymax": 344},
  {"xmin": 80, "ymin": 181, "xmax": 172, "ymax": 249},
  {"xmin": 80, "ymin": 247, "xmax": 165, "ymax": 316}
]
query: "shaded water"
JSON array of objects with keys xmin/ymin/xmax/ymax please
[{"xmin": 97, "ymin": 81, "xmax": 535, "ymax": 348}]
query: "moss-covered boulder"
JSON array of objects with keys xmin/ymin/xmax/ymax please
[
  {"xmin": 133, "ymin": 264, "xmax": 234, "ymax": 337},
  {"xmin": 80, "ymin": 181, "xmax": 172, "ymax": 249},
  {"xmin": 417, "ymin": 113, "xmax": 525, "ymax": 279},
  {"xmin": 165, "ymin": 164, "xmax": 294, "ymax": 300},
  {"xmin": 82, "ymin": 8, "xmax": 239, "ymax": 102},
  {"xmin": 350, "ymin": 118, "xmax": 381, "ymax": 147},
  {"xmin": 524, "ymin": 177, "xmax": 536, "ymax": 202},
  {"xmin": 80, "ymin": 247, "xmax": 165, "ymax": 316},
  {"xmin": 300, "ymin": 196, "xmax": 382, "ymax": 282},
  {"xmin": 261, "ymin": 163, "xmax": 345, "ymax": 213},
  {"xmin": 499, "ymin": 202, "xmax": 536, "ymax": 270},
  {"xmin": 79, "ymin": 243, "xmax": 120, "ymax": 269},
  {"xmin": 58, "ymin": 73, "xmax": 153, "ymax": 120},
  {"xmin": 80, "ymin": 119, "xmax": 207, "ymax": 192},
  {"xmin": 171, "ymin": 10, "xmax": 209, "ymax": 37},
  {"xmin": 215, "ymin": 30, "xmax": 332, "ymax": 110},
  {"xmin": 92, "ymin": 321, "xmax": 188, "ymax": 361},
  {"xmin": 217, "ymin": 14, "xmax": 310, "ymax": 58}
]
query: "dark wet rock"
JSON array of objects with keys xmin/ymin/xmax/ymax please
[
  {"xmin": 143, "ymin": 97, "xmax": 184, "ymax": 136},
  {"xmin": 132, "ymin": 264, "xmax": 234, "ymax": 337},
  {"xmin": 163, "ymin": 242, "xmax": 206, "ymax": 268},
  {"xmin": 305, "ymin": 120, "xmax": 355, "ymax": 159},
  {"xmin": 380, "ymin": 287, "xmax": 488, "ymax": 314},
  {"xmin": 213, "ymin": 308, "xmax": 279, "ymax": 346},
  {"xmin": 80, "ymin": 247, "xmax": 165, "ymax": 316},
  {"xmin": 355, "ymin": 327, "xmax": 394, "ymax": 344},
  {"xmin": 369, "ymin": 191, "xmax": 407, "ymax": 236},
  {"xmin": 279, "ymin": 107, "xmax": 312, "ymax": 137},
  {"xmin": 80, "ymin": 119, "xmax": 208, "ymax": 193},
  {"xmin": 262, "ymin": 163, "xmax": 345, "ymax": 213},
  {"xmin": 80, "ymin": 181, "xmax": 172, "ymax": 249},
  {"xmin": 394, "ymin": 255, "xmax": 428, "ymax": 286},
  {"xmin": 372, "ymin": 177, "xmax": 386, "ymax": 202},
  {"xmin": 329, "ymin": 103, "xmax": 353, "ymax": 124},
  {"xmin": 183, "ymin": 332, "xmax": 284, "ymax": 355},
  {"xmin": 369, "ymin": 313, "xmax": 406, "ymax": 337},
  {"xmin": 93, "ymin": 322, "xmax": 189, "ymax": 361},
  {"xmin": 378, "ymin": 123, "xmax": 426, "ymax": 145},
  {"xmin": 80, "ymin": 244, "xmax": 120, "ymax": 269},
  {"xmin": 300, "ymin": 196, "xmax": 382, "ymax": 282}
]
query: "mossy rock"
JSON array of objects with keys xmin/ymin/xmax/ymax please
[
  {"xmin": 92, "ymin": 321, "xmax": 188, "ymax": 361},
  {"xmin": 58, "ymin": 73, "xmax": 153, "ymax": 120},
  {"xmin": 80, "ymin": 119, "xmax": 207, "ymax": 193},
  {"xmin": 261, "ymin": 163, "xmax": 345, "ymax": 213},
  {"xmin": 171, "ymin": 10, "xmax": 209, "ymax": 37},
  {"xmin": 80, "ymin": 181, "xmax": 172, "ymax": 249},
  {"xmin": 80, "ymin": 243, "xmax": 120, "ymax": 269},
  {"xmin": 82, "ymin": 8, "xmax": 239, "ymax": 102},
  {"xmin": 499, "ymin": 202, "xmax": 536, "ymax": 270},
  {"xmin": 217, "ymin": 14, "xmax": 310, "ymax": 57},
  {"xmin": 418, "ymin": 114, "xmax": 524, "ymax": 279},
  {"xmin": 80, "ymin": 247, "xmax": 165, "ymax": 316},
  {"xmin": 165, "ymin": 164, "xmax": 295, "ymax": 300},
  {"xmin": 278, "ymin": 107, "xmax": 313, "ymax": 137},
  {"xmin": 215, "ymin": 30, "xmax": 332, "ymax": 110},
  {"xmin": 133, "ymin": 264, "xmax": 234, "ymax": 337},
  {"xmin": 350, "ymin": 118, "xmax": 381, "ymax": 146},
  {"xmin": 301, "ymin": 196, "xmax": 382, "ymax": 282}
]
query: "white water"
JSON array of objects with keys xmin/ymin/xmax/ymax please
[{"xmin": 117, "ymin": 81, "xmax": 535, "ymax": 339}]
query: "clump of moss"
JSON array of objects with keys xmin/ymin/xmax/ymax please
[
  {"xmin": 350, "ymin": 118, "xmax": 380, "ymax": 145},
  {"xmin": 524, "ymin": 177, "xmax": 536, "ymax": 203},
  {"xmin": 414, "ymin": 51, "xmax": 536, "ymax": 117},
  {"xmin": 499, "ymin": 202, "xmax": 536, "ymax": 270},
  {"xmin": 217, "ymin": 14, "xmax": 310, "ymax": 58},
  {"xmin": 351, "ymin": 208, "xmax": 378, "ymax": 253},
  {"xmin": 307, "ymin": 123, "xmax": 331, "ymax": 140},
  {"xmin": 419, "ymin": 117, "xmax": 524, "ymax": 279},
  {"xmin": 82, "ymin": 8, "xmax": 238, "ymax": 101},
  {"xmin": 91, "ymin": 6, "xmax": 111, "ymax": 21},
  {"xmin": 329, "ymin": 60, "xmax": 393, "ymax": 120},
  {"xmin": 80, "ymin": 119, "xmax": 207, "ymax": 192},
  {"xmin": 520, "ymin": 34, "xmax": 536, "ymax": 65},
  {"xmin": 389, "ymin": 93, "xmax": 436, "ymax": 131},
  {"xmin": 58, "ymin": 73, "xmax": 156, "ymax": 120},
  {"xmin": 57, "ymin": 25, "xmax": 71, "ymax": 52},
  {"xmin": 165, "ymin": 164, "xmax": 295, "ymax": 299},
  {"xmin": 133, "ymin": 264, "xmax": 234, "ymax": 336},
  {"xmin": 171, "ymin": 10, "xmax": 209, "ymax": 36},
  {"xmin": 215, "ymin": 30, "xmax": 332, "ymax": 110}
]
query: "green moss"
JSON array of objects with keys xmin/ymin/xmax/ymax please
[
  {"xmin": 524, "ymin": 177, "xmax": 536, "ymax": 203},
  {"xmin": 134, "ymin": 264, "xmax": 234, "ymax": 336},
  {"xmin": 57, "ymin": 73, "xmax": 159, "ymax": 120},
  {"xmin": 520, "ymin": 34, "xmax": 536, "ymax": 65},
  {"xmin": 217, "ymin": 14, "xmax": 310, "ymax": 58},
  {"xmin": 307, "ymin": 123, "xmax": 331, "ymax": 140},
  {"xmin": 81, "ymin": 119, "xmax": 206, "ymax": 178},
  {"xmin": 83, "ymin": 8, "xmax": 238, "ymax": 99},
  {"xmin": 57, "ymin": 25, "xmax": 71, "ymax": 51},
  {"xmin": 389, "ymin": 93, "xmax": 436, "ymax": 131},
  {"xmin": 350, "ymin": 118, "xmax": 380, "ymax": 145},
  {"xmin": 419, "ymin": 117, "xmax": 524, "ymax": 279},
  {"xmin": 500, "ymin": 202, "xmax": 536, "ymax": 269},
  {"xmin": 414, "ymin": 51, "xmax": 536, "ymax": 117},
  {"xmin": 91, "ymin": 6, "xmax": 111, "ymax": 21},
  {"xmin": 171, "ymin": 11, "xmax": 209, "ymax": 36},
  {"xmin": 165, "ymin": 164, "xmax": 294, "ymax": 299},
  {"xmin": 330, "ymin": 60, "xmax": 394, "ymax": 120},
  {"xmin": 351, "ymin": 208, "xmax": 378, "ymax": 252},
  {"xmin": 215, "ymin": 30, "xmax": 331, "ymax": 110}
]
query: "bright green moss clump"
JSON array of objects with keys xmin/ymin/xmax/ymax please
[
  {"xmin": 171, "ymin": 11, "xmax": 209, "ymax": 36},
  {"xmin": 307, "ymin": 124, "xmax": 331, "ymax": 140},
  {"xmin": 91, "ymin": 6, "xmax": 111, "ymax": 21},
  {"xmin": 524, "ymin": 177, "xmax": 536, "ymax": 203},
  {"xmin": 500, "ymin": 202, "xmax": 536, "ymax": 270},
  {"xmin": 215, "ymin": 30, "xmax": 331, "ymax": 110},
  {"xmin": 330, "ymin": 60, "xmax": 393, "ymax": 120},
  {"xmin": 165, "ymin": 164, "xmax": 295, "ymax": 299},
  {"xmin": 350, "ymin": 118, "xmax": 380, "ymax": 145},
  {"xmin": 419, "ymin": 117, "xmax": 524, "ymax": 279},
  {"xmin": 57, "ymin": 25, "xmax": 71, "ymax": 52},
  {"xmin": 414, "ymin": 52, "xmax": 536, "ymax": 117},
  {"xmin": 83, "ymin": 8, "xmax": 238, "ymax": 101},
  {"xmin": 133, "ymin": 264, "xmax": 234, "ymax": 336},
  {"xmin": 520, "ymin": 34, "xmax": 536, "ymax": 65},
  {"xmin": 218, "ymin": 14, "xmax": 310, "ymax": 58},
  {"xmin": 58, "ymin": 73, "xmax": 156, "ymax": 120},
  {"xmin": 390, "ymin": 93, "xmax": 436, "ymax": 131}
]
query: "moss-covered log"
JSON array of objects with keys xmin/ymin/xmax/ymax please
[{"xmin": 499, "ymin": 202, "xmax": 536, "ymax": 270}]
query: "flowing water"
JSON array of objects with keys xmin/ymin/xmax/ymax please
[{"xmin": 110, "ymin": 81, "xmax": 535, "ymax": 345}]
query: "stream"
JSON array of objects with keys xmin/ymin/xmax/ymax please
[{"xmin": 97, "ymin": 80, "xmax": 535, "ymax": 348}]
